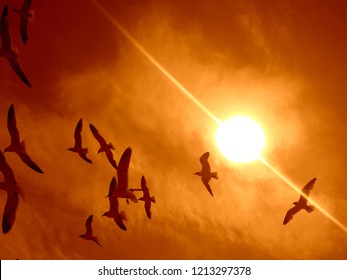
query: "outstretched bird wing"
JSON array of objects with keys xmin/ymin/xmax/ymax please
[
  {"xmin": 116, "ymin": 147, "xmax": 132, "ymax": 193},
  {"xmin": 0, "ymin": 6, "xmax": 31, "ymax": 87},
  {"xmin": 74, "ymin": 118, "xmax": 83, "ymax": 148},
  {"xmin": 283, "ymin": 205, "xmax": 301, "ymax": 225},
  {"xmin": 19, "ymin": 0, "xmax": 33, "ymax": 44},
  {"xmin": 2, "ymin": 190, "xmax": 19, "ymax": 234},
  {"xmin": 200, "ymin": 152, "xmax": 211, "ymax": 173},
  {"xmin": 7, "ymin": 58, "xmax": 32, "ymax": 87},
  {"xmin": 0, "ymin": 151, "xmax": 16, "ymax": 183},
  {"xmin": 85, "ymin": 215, "xmax": 93, "ymax": 236},
  {"xmin": 141, "ymin": 175, "xmax": 150, "ymax": 197},
  {"xmin": 105, "ymin": 150, "xmax": 117, "ymax": 169},
  {"xmin": 89, "ymin": 124, "xmax": 107, "ymax": 147},
  {"xmin": 201, "ymin": 177, "xmax": 213, "ymax": 196},
  {"xmin": 17, "ymin": 152, "xmax": 43, "ymax": 173},
  {"xmin": 298, "ymin": 177, "xmax": 316, "ymax": 204},
  {"xmin": 7, "ymin": 104, "xmax": 20, "ymax": 146},
  {"xmin": 0, "ymin": 5, "xmax": 11, "ymax": 50}
]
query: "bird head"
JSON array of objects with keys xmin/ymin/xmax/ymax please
[
  {"xmin": 293, "ymin": 202, "xmax": 298, "ymax": 206},
  {"xmin": 67, "ymin": 148, "xmax": 73, "ymax": 151},
  {"xmin": 193, "ymin": 172, "xmax": 200, "ymax": 176},
  {"xmin": 78, "ymin": 235, "xmax": 84, "ymax": 238},
  {"xmin": 97, "ymin": 148, "xmax": 102, "ymax": 154},
  {"xmin": 101, "ymin": 212, "xmax": 108, "ymax": 217}
]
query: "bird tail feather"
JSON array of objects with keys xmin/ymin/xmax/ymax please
[
  {"xmin": 211, "ymin": 172, "xmax": 218, "ymax": 180},
  {"xmin": 306, "ymin": 205, "xmax": 315, "ymax": 213}
]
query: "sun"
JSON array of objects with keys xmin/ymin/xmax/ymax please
[{"xmin": 215, "ymin": 116, "xmax": 265, "ymax": 163}]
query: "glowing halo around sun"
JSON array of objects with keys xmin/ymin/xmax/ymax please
[{"xmin": 215, "ymin": 116, "xmax": 266, "ymax": 163}]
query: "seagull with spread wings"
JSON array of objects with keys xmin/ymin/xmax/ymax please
[
  {"xmin": 89, "ymin": 123, "xmax": 117, "ymax": 169},
  {"xmin": 194, "ymin": 152, "xmax": 218, "ymax": 196},
  {"xmin": 0, "ymin": 151, "xmax": 22, "ymax": 234},
  {"xmin": 0, "ymin": 5, "xmax": 31, "ymax": 87},
  {"xmin": 67, "ymin": 118, "xmax": 92, "ymax": 164},
  {"xmin": 130, "ymin": 176, "xmax": 155, "ymax": 219},
  {"xmin": 283, "ymin": 177, "xmax": 316, "ymax": 225},
  {"xmin": 102, "ymin": 177, "xmax": 127, "ymax": 231},
  {"xmin": 13, "ymin": 0, "xmax": 34, "ymax": 44},
  {"xmin": 78, "ymin": 215, "xmax": 102, "ymax": 247},
  {"xmin": 4, "ymin": 104, "xmax": 43, "ymax": 174},
  {"xmin": 110, "ymin": 147, "xmax": 137, "ymax": 204}
]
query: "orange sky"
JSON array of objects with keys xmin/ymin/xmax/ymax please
[{"xmin": 1, "ymin": 0, "xmax": 347, "ymax": 260}]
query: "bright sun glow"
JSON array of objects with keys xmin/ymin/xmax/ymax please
[{"xmin": 216, "ymin": 116, "xmax": 265, "ymax": 163}]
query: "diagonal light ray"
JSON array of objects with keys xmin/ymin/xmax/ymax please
[
  {"xmin": 90, "ymin": 0, "xmax": 220, "ymax": 125},
  {"xmin": 90, "ymin": 0, "xmax": 347, "ymax": 234},
  {"xmin": 258, "ymin": 156, "xmax": 347, "ymax": 233}
]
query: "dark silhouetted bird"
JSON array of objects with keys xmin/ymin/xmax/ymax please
[
  {"xmin": 110, "ymin": 146, "xmax": 137, "ymax": 204},
  {"xmin": 102, "ymin": 177, "xmax": 127, "ymax": 231},
  {"xmin": 4, "ymin": 104, "xmax": 43, "ymax": 174},
  {"xmin": 67, "ymin": 118, "xmax": 92, "ymax": 164},
  {"xmin": 0, "ymin": 5, "xmax": 31, "ymax": 87},
  {"xmin": 0, "ymin": 151, "xmax": 21, "ymax": 234},
  {"xmin": 89, "ymin": 123, "xmax": 117, "ymax": 169},
  {"xmin": 194, "ymin": 152, "xmax": 218, "ymax": 196},
  {"xmin": 78, "ymin": 215, "xmax": 102, "ymax": 247},
  {"xmin": 130, "ymin": 176, "xmax": 155, "ymax": 219},
  {"xmin": 13, "ymin": 0, "xmax": 34, "ymax": 44},
  {"xmin": 283, "ymin": 177, "xmax": 316, "ymax": 225}
]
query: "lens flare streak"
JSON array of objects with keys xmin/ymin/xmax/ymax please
[
  {"xmin": 258, "ymin": 156, "xmax": 347, "ymax": 234},
  {"xmin": 90, "ymin": 0, "xmax": 220, "ymax": 125}
]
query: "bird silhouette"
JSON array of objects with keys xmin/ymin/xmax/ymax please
[
  {"xmin": 283, "ymin": 177, "xmax": 316, "ymax": 225},
  {"xmin": 89, "ymin": 123, "xmax": 117, "ymax": 169},
  {"xmin": 194, "ymin": 152, "xmax": 218, "ymax": 196},
  {"xmin": 0, "ymin": 5, "xmax": 31, "ymax": 87},
  {"xmin": 4, "ymin": 104, "xmax": 43, "ymax": 174},
  {"xmin": 78, "ymin": 215, "xmax": 102, "ymax": 247},
  {"xmin": 67, "ymin": 118, "xmax": 92, "ymax": 164},
  {"xmin": 130, "ymin": 176, "xmax": 155, "ymax": 219},
  {"xmin": 110, "ymin": 146, "xmax": 137, "ymax": 204},
  {"xmin": 102, "ymin": 177, "xmax": 127, "ymax": 231},
  {"xmin": 0, "ymin": 151, "xmax": 21, "ymax": 234},
  {"xmin": 13, "ymin": 0, "xmax": 34, "ymax": 44}
]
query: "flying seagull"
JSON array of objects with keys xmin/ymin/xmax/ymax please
[
  {"xmin": 67, "ymin": 118, "xmax": 92, "ymax": 164},
  {"xmin": 130, "ymin": 176, "xmax": 155, "ymax": 219},
  {"xmin": 194, "ymin": 152, "xmax": 218, "ymax": 196},
  {"xmin": 283, "ymin": 177, "xmax": 316, "ymax": 225},
  {"xmin": 89, "ymin": 123, "xmax": 117, "ymax": 169},
  {"xmin": 102, "ymin": 177, "xmax": 127, "ymax": 231},
  {"xmin": 110, "ymin": 146, "xmax": 137, "ymax": 204},
  {"xmin": 0, "ymin": 151, "xmax": 21, "ymax": 234},
  {"xmin": 78, "ymin": 215, "xmax": 102, "ymax": 247},
  {"xmin": 13, "ymin": 0, "xmax": 34, "ymax": 44},
  {"xmin": 0, "ymin": 5, "xmax": 31, "ymax": 87},
  {"xmin": 4, "ymin": 104, "xmax": 43, "ymax": 174}
]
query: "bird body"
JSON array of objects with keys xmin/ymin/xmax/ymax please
[
  {"xmin": 4, "ymin": 104, "xmax": 43, "ymax": 174},
  {"xmin": 283, "ymin": 177, "xmax": 316, "ymax": 225},
  {"xmin": 194, "ymin": 152, "xmax": 218, "ymax": 196},
  {"xmin": 13, "ymin": 0, "xmax": 34, "ymax": 44},
  {"xmin": 0, "ymin": 5, "xmax": 31, "ymax": 87},
  {"xmin": 67, "ymin": 118, "xmax": 92, "ymax": 163},
  {"xmin": 89, "ymin": 123, "xmax": 117, "ymax": 169},
  {"xmin": 78, "ymin": 215, "xmax": 102, "ymax": 247},
  {"xmin": 102, "ymin": 177, "xmax": 127, "ymax": 231}
]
